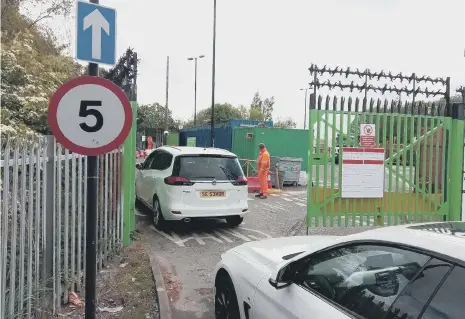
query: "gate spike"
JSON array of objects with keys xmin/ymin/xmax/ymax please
[
  {"xmin": 430, "ymin": 102, "xmax": 437, "ymax": 116},
  {"xmin": 317, "ymin": 95, "xmax": 323, "ymax": 110},
  {"xmin": 369, "ymin": 98, "xmax": 375, "ymax": 113},
  {"xmin": 340, "ymin": 96, "xmax": 345, "ymax": 112},
  {"xmin": 355, "ymin": 97, "xmax": 360, "ymax": 113},
  {"xmin": 383, "ymin": 99, "xmax": 389, "ymax": 113},
  {"xmin": 403, "ymin": 100, "xmax": 409, "ymax": 115},
  {"xmin": 348, "ymin": 96, "xmax": 353, "ymax": 112},
  {"xmin": 376, "ymin": 99, "xmax": 382, "ymax": 113},
  {"xmin": 390, "ymin": 99, "xmax": 396, "ymax": 113},
  {"xmin": 437, "ymin": 103, "xmax": 444, "ymax": 116},
  {"xmin": 411, "ymin": 100, "xmax": 417, "ymax": 115},
  {"xmin": 418, "ymin": 101, "xmax": 424, "ymax": 116},
  {"xmin": 362, "ymin": 97, "xmax": 368, "ymax": 112},
  {"xmin": 325, "ymin": 95, "xmax": 331, "ymax": 110}
]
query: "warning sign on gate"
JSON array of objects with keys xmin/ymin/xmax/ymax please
[
  {"xmin": 341, "ymin": 147, "xmax": 385, "ymax": 198},
  {"xmin": 360, "ymin": 124, "xmax": 376, "ymax": 147}
]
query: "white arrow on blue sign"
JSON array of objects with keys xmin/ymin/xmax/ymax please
[{"xmin": 76, "ymin": 1, "xmax": 116, "ymax": 65}]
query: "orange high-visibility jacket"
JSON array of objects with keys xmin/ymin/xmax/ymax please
[{"xmin": 257, "ymin": 148, "xmax": 270, "ymax": 172}]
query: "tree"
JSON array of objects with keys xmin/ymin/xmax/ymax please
[
  {"xmin": 184, "ymin": 103, "xmax": 247, "ymax": 127},
  {"xmin": 274, "ymin": 117, "xmax": 297, "ymax": 128},
  {"xmin": 137, "ymin": 103, "xmax": 181, "ymax": 132},
  {"xmin": 1, "ymin": 2, "xmax": 81, "ymax": 136},
  {"xmin": 1, "ymin": 0, "xmax": 73, "ymax": 46},
  {"xmin": 249, "ymin": 91, "xmax": 274, "ymax": 121}
]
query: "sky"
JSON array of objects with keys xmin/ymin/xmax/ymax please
[{"xmin": 36, "ymin": 0, "xmax": 465, "ymax": 128}]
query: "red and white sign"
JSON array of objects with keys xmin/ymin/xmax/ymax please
[
  {"xmin": 360, "ymin": 124, "xmax": 376, "ymax": 147},
  {"xmin": 341, "ymin": 147, "xmax": 385, "ymax": 198},
  {"xmin": 48, "ymin": 76, "xmax": 133, "ymax": 156}
]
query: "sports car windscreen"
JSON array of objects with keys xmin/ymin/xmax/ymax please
[{"xmin": 173, "ymin": 155, "xmax": 244, "ymax": 181}]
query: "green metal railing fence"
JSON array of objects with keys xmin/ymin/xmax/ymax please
[{"xmin": 306, "ymin": 64, "xmax": 464, "ymax": 228}]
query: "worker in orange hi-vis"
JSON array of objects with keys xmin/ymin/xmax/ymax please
[
  {"xmin": 256, "ymin": 143, "xmax": 270, "ymax": 199},
  {"xmin": 147, "ymin": 136, "xmax": 153, "ymax": 150}
]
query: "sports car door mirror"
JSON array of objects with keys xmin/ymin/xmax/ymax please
[
  {"xmin": 269, "ymin": 264, "xmax": 294, "ymax": 290},
  {"xmin": 136, "ymin": 163, "xmax": 141, "ymax": 170}
]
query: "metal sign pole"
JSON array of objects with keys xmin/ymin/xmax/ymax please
[
  {"xmin": 85, "ymin": 1, "xmax": 99, "ymax": 317},
  {"xmin": 50, "ymin": 2, "xmax": 123, "ymax": 317}
]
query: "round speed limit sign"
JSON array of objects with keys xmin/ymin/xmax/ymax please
[{"xmin": 48, "ymin": 76, "xmax": 133, "ymax": 156}]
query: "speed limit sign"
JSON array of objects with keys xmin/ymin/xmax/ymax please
[{"xmin": 48, "ymin": 76, "xmax": 133, "ymax": 156}]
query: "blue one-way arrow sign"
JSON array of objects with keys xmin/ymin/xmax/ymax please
[{"xmin": 76, "ymin": 1, "xmax": 116, "ymax": 65}]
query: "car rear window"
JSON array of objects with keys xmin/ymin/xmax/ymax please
[{"xmin": 172, "ymin": 155, "xmax": 244, "ymax": 181}]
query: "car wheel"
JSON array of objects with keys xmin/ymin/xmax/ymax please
[
  {"xmin": 225, "ymin": 216, "xmax": 243, "ymax": 227},
  {"xmin": 215, "ymin": 273, "xmax": 240, "ymax": 319},
  {"xmin": 152, "ymin": 197, "xmax": 165, "ymax": 229}
]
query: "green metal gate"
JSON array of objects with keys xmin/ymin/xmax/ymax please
[{"xmin": 306, "ymin": 65, "xmax": 464, "ymax": 228}]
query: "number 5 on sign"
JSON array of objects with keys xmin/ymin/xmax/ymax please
[{"xmin": 48, "ymin": 76, "xmax": 133, "ymax": 156}]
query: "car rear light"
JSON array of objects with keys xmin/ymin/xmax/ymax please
[
  {"xmin": 232, "ymin": 176, "xmax": 247, "ymax": 186},
  {"xmin": 164, "ymin": 176, "xmax": 193, "ymax": 186}
]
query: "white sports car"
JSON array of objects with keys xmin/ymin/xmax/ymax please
[{"xmin": 214, "ymin": 222, "xmax": 465, "ymax": 319}]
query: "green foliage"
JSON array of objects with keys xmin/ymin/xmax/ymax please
[
  {"xmin": 1, "ymin": 0, "xmax": 81, "ymax": 136},
  {"xmin": 249, "ymin": 91, "xmax": 274, "ymax": 121},
  {"xmin": 184, "ymin": 103, "xmax": 248, "ymax": 127},
  {"xmin": 274, "ymin": 117, "xmax": 297, "ymax": 128},
  {"xmin": 137, "ymin": 103, "xmax": 181, "ymax": 132},
  {"xmin": 184, "ymin": 92, "xmax": 276, "ymax": 128}
]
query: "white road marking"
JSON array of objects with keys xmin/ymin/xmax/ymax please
[
  {"xmin": 213, "ymin": 230, "xmax": 233, "ymax": 243},
  {"xmin": 282, "ymin": 193, "xmax": 291, "ymax": 197},
  {"xmin": 261, "ymin": 202, "xmax": 288, "ymax": 212},
  {"xmin": 247, "ymin": 198, "xmax": 255, "ymax": 201},
  {"xmin": 269, "ymin": 194, "xmax": 279, "ymax": 197},
  {"xmin": 296, "ymin": 202, "xmax": 306, "ymax": 207},
  {"xmin": 192, "ymin": 232, "xmax": 206, "ymax": 245},
  {"xmin": 221, "ymin": 229, "xmax": 251, "ymax": 241},
  {"xmin": 239, "ymin": 227, "xmax": 273, "ymax": 239},
  {"xmin": 282, "ymin": 197, "xmax": 293, "ymax": 202},
  {"xmin": 150, "ymin": 224, "xmax": 272, "ymax": 247},
  {"xmin": 150, "ymin": 225, "xmax": 192, "ymax": 247},
  {"xmin": 294, "ymin": 197, "xmax": 307, "ymax": 202}
]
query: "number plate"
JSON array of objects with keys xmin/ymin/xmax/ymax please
[{"xmin": 200, "ymin": 191, "xmax": 226, "ymax": 198}]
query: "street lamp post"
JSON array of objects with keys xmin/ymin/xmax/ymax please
[
  {"xmin": 187, "ymin": 55, "xmax": 205, "ymax": 126},
  {"xmin": 211, "ymin": 0, "xmax": 217, "ymax": 147},
  {"xmin": 300, "ymin": 88, "xmax": 308, "ymax": 129}
]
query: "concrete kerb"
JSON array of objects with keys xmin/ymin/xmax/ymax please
[{"xmin": 144, "ymin": 244, "xmax": 172, "ymax": 319}]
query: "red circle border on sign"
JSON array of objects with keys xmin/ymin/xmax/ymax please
[
  {"xmin": 364, "ymin": 125, "xmax": 373, "ymax": 135},
  {"xmin": 48, "ymin": 76, "xmax": 133, "ymax": 156}
]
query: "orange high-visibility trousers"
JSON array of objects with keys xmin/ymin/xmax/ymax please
[{"xmin": 258, "ymin": 170, "xmax": 269, "ymax": 195}]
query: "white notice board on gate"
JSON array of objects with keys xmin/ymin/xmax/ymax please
[{"xmin": 341, "ymin": 147, "xmax": 385, "ymax": 198}]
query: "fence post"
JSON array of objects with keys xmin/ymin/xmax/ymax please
[
  {"xmin": 449, "ymin": 103, "xmax": 465, "ymax": 221},
  {"xmin": 307, "ymin": 94, "xmax": 317, "ymax": 231},
  {"xmin": 122, "ymin": 101, "xmax": 137, "ymax": 245},
  {"xmin": 44, "ymin": 136, "xmax": 55, "ymax": 302}
]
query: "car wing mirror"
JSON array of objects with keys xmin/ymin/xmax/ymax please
[
  {"xmin": 269, "ymin": 263, "xmax": 295, "ymax": 290},
  {"xmin": 136, "ymin": 163, "xmax": 142, "ymax": 170}
]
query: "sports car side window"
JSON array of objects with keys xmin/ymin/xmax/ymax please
[
  {"xmin": 295, "ymin": 244, "xmax": 430, "ymax": 319},
  {"xmin": 421, "ymin": 265, "xmax": 465, "ymax": 319},
  {"xmin": 385, "ymin": 258, "xmax": 451, "ymax": 319}
]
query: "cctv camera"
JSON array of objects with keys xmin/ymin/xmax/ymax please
[{"xmin": 163, "ymin": 130, "xmax": 169, "ymax": 135}]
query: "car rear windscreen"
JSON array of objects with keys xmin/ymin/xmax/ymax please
[{"xmin": 173, "ymin": 155, "xmax": 244, "ymax": 181}]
